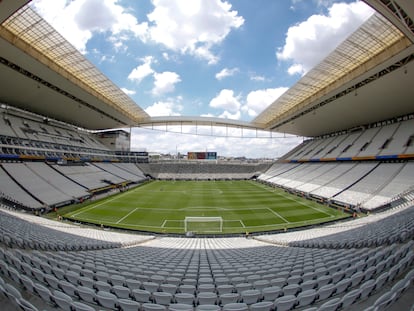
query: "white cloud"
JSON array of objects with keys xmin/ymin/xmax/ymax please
[
  {"xmin": 32, "ymin": 0, "xmax": 148, "ymax": 53},
  {"xmin": 243, "ymin": 87, "xmax": 288, "ymax": 117},
  {"xmin": 287, "ymin": 64, "xmax": 305, "ymax": 76},
  {"xmin": 290, "ymin": 0, "xmax": 335, "ymax": 10},
  {"xmin": 147, "ymin": 0, "xmax": 244, "ymax": 64},
  {"xmin": 277, "ymin": 1, "xmax": 374, "ymax": 74},
  {"xmin": 131, "ymin": 127, "xmax": 303, "ymax": 158},
  {"xmin": 74, "ymin": 0, "xmax": 116, "ymax": 31},
  {"xmin": 215, "ymin": 67, "xmax": 239, "ymax": 80},
  {"xmin": 128, "ymin": 56, "xmax": 155, "ymax": 84},
  {"xmin": 250, "ymin": 75, "xmax": 266, "ymax": 82},
  {"xmin": 218, "ymin": 110, "xmax": 241, "ymax": 120},
  {"xmin": 145, "ymin": 101, "xmax": 183, "ymax": 116},
  {"xmin": 121, "ymin": 88, "xmax": 136, "ymax": 95},
  {"xmin": 209, "ymin": 89, "xmax": 241, "ymax": 114},
  {"xmin": 152, "ymin": 72, "xmax": 181, "ymax": 96}
]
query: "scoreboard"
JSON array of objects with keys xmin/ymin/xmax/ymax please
[{"xmin": 187, "ymin": 152, "xmax": 217, "ymax": 160}]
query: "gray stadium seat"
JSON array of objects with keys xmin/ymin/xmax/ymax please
[
  {"xmin": 76, "ymin": 285, "xmax": 96, "ymax": 304},
  {"xmin": 235, "ymin": 282, "xmax": 252, "ymax": 292},
  {"xmin": 196, "ymin": 305, "xmax": 221, "ymax": 311},
  {"xmin": 142, "ymin": 303, "xmax": 167, "ymax": 311},
  {"xmin": 94, "ymin": 280, "xmax": 111, "ymax": 292},
  {"xmin": 161, "ymin": 283, "xmax": 178, "ymax": 294},
  {"xmin": 318, "ymin": 297, "xmax": 342, "ymax": 311},
  {"xmin": 282, "ymin": 283, "xmax": 300, "ymax": 296},
  {"xmin": 261, "ymin": 286, "xmax": 281, "ymax": 301},
  {"xmin": 374, "ymin": 291, "xmax": 396, "ymax": 311},
  {"xmin": 222, "ymin": 302, "xmax": 249, "ymax": 311},
  {"xmin": 52, "ymin": 290, "xmax": 73, "ymax": 311},
  {"xmin": 110, "ymin": 274, "xmax": 126, "ymax": 286},
  {"xmin": 197, "ymin": 292, "xmax": 217, "ymax": 305},
  {"xmin": 179, "ymin": 284, "xmax": 196, "ymax": 294},
  {"xmin": 78, "ymin": 276, "xmax": 94, "ymax": 288},
  {"xmin": 219, "ymin": 293, "xmax": 240, "ymax": 305},
  {"xmin": 296, "ymin": 289, "xmax": 317, "ymax": 308},
  {"xmin": 359, "ymin": 279, "xmax": 376, "ymax": 299},
  {"xmin": 153, "ymin": 291, "xmax": 173, "ymax": 306},
  {"xmin": 174, "ymin": 293, "xmax": 195, "ymax": 305},
  {"xmin": 34, "ymin": 283, "xmax": 52, "ymax": 305},
  {"xmin": 168, "ymin": 303, "xmax": 194, "ymax": 311},
  {"xmin": 240, "ymin": 289, "xmax": 260, "ymax": 305},
  {"xmin": 118, "ymin": 298, "xmax": 141, "ymax": 311},
  {"xmin": 112, "ymin": 285, "xmax": 131, "ymax": 299},
  {"xmin": 335, "ymin": 277, "xmax": 351, "ymax": 294},
  {"xmin": 16, "ymin": 297, "xmax": 40, "ymax": 311},
  {"xmin": 249, "ymin": 301, "xmax": 273, "ymax": 311},
  {"xmin": 317, "ymin": 283, "xmax": 336, "ymax": 301},
  {"xmin": 301, "ymin": 279, "xmax": 317, "ymax": 291},
  {"xmin": 316, "ymin": 274, "xmax": 331, "ymax": 287},
  {"xmin": 20, "ymin": 274, "xmax": 35, "ymax": 294},
  {"xmin": 198, "ymin": 284, "xmax": 216, "ymax": 293},
  {"xmin": 132, "ymin": 289, "xmax": 151, "ymax": 303},
  {"xmin": 71, "ymin": 301, "xmax": 96, "ymax": 311},
  {"xmin": 217, "ymin": 284, "xmax": 234, "ymax": 295},
  {"xmin": 45, "ymin": 274, "xmax": 60, "ymax": 290},
  {"xmin": 340, "ymin": 288, "xmax": 361, "ymax": 309},
  {"xmin": 350, "ymin": 271, "xmax": 364, "ymax": 287},
  {"xmin": 143, "ymin": 281, "xmax": 160, "ymax": 293},
  {"xmin": 253, "ymin": 280, "xmax": 269, "ymax": 291},
  {"xmin": 96, "ymin": 290, "xmax": 118, "ymax": 309},
  {"xmin": 270, "ymin": 277, "xmax": 286, "ymax": 288},
  {"xmin": 274, "ymin": 295, "xmax": 297, "ymax": 311}
]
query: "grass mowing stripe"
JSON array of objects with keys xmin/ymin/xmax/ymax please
[
  {"xmin": 252, "ymin": 180, "xmax": 335, "ymax": 218},
  {"xmin": 71, "ymin": 186, "xmax": 140, "ymax": 217},
  {"xmin": 64, "ymin": 180, "xmax": 348, "ymax": 234},
  {"xmin": 277, "ymin": 190, "xmax": 334, "ymax": 217}
]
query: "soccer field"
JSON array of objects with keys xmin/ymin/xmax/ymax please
[{"xmin": 63, "ymin": 180, "xmax": 348, "ymax": 234}]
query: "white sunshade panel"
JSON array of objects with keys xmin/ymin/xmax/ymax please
[
  {"xmin": 2, "ymin": 5, "xmax": 149, "ymax": 123},
  {"xmin": 253, "ymin": 13, "xmax": 406, "ymax": 128}
]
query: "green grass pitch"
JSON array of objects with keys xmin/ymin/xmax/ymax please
[{"xmin": 63, "ymin": 180, "xmax": 349, "ymax": 234}]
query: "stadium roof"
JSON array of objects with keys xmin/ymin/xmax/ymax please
[
  {"xmin": 253, "ymin": 12, "xmax": 410, "ymax": 128},
  {"xmin": 0, "ymin": 0, "xmax": 413, "ymax": 136}
]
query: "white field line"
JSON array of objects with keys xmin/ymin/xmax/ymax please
[
  {"xmin": 71, "ymin": 190, "xmax": 134, "ymax": 218},
  {"xmin": 239, "ymin": 220, "xmax": 246, "ymax": 228},
  {"xmin": 278, "ymin": 191, "xmax": 334, "ymax": 217},
  {"xmin": 252, "ymin": 180, "xmax": 334, "ymax": 217},
  {"xmin": 161, "ymin": 220, "xmax": 167, "ymax": 228},
  {"xmin": 76, "ymin": 215, "xmax": 334, "ymax": 230},
  {"xmin": 267, "ymin": 207, "xmax": 290, "ymax": 223},
  {"xmin": 116, "ymin": 208, "xmax": 139, "ymax": 224}
]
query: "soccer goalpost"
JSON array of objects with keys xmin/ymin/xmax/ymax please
[{"xmin": 184, "ymin": 216, "xmax": 223, "ymax": 233}]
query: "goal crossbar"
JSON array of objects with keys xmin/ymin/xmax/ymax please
[{"xmin": 184, "ymin": 216, "xmax": 223, "ymax": 233}]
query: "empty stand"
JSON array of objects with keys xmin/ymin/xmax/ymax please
[{"xmin": 0, "ymin": 205, "xmax": 413, "ymax": 311}]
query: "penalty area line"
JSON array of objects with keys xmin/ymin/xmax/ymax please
[
  {"xmin": 267, "ymin": 207, "xmax": 290, "ymax": 223},
  {"xmin": 239, "ymin": 220, "xmax": 246, "ymax": 228},
  {"xmin": 116, "ymin": 208, "xmax": 139, "ymax": 224},
  {"xmin": 71, "ymin": 187, "xmax": 140, "ymax": 218}
]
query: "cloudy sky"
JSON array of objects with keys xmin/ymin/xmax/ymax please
[{"xmin": 31, "ymin": 0, "xmax": 374, "ymax": 158}]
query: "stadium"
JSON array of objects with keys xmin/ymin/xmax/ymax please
[{"xmin": 0, "ymin": 0, "xmax": 413, "ymax": 310}]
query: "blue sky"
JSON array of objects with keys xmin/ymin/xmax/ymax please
[{"xmin": 31, "ymin": 0, "xmax": 374, "ymax": 158}]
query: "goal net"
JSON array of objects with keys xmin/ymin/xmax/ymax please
[{"xmin": 184, "ymin": 216, "xmax": 223, "ymax": 233}]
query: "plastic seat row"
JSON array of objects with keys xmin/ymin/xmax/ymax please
[{"xmin": 1, "ymin": 241, "xmax": 413, "ymax": 311}]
